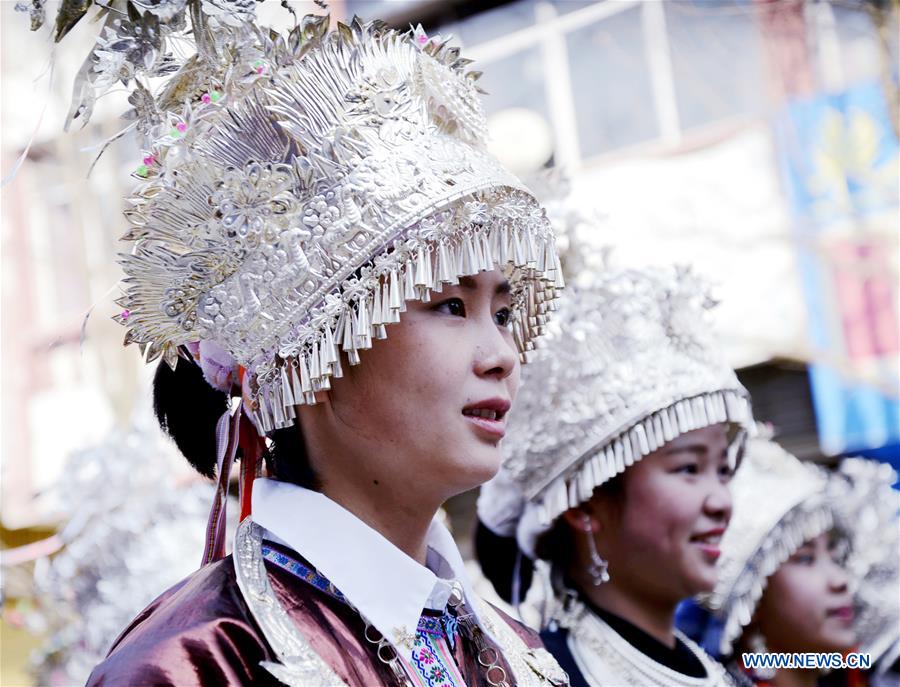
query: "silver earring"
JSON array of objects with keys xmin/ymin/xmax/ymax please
[
  {"xmin": 747, "ymin": 632, "xmax": 775, "ymax": 680},
  {"xmin": 583, "ymin": 515, "xmax": 610, "ymax": 586}
]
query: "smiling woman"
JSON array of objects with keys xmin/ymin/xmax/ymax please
[
  {"xmin": 704, "ymin": 439, "xmax": 899, "ymax": 687},
  {"xmin": 475, "ymin": 263, "xmax": 754, "ymax": 687},
  {"xmin": 39, "ymin": 2, "xmax": 572, "ymax": 686}
]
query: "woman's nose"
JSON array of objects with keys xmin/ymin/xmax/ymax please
[
  {"xmin": 473, "ymin": 320, "xmax": 518, "ymax": 381},
  {"xmin": 826, "ymin": 558, "xmax": 850, "ymax": 593},
  {"xmin": 703, "ymin": 476, "xmax": 733, "ymax": 524}
]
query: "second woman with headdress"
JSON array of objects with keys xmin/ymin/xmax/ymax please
[{"xmin": 477, "ymin": 261, "xmax": 755, "ymax": 687}]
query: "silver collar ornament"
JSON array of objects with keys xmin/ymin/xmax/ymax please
[
  {"xmin": 555, "ymin": 599, "xmax": 736, "ymax": 687},
  {"xmin": 233, "ymin": 518, "xmax": 569, "ymax": 686},
  {"xmin": 479, "ymin": 262, "xmax": 753, "ymax": 558},
  {"xmin": 23, "ymin": 1, "xmax": 563, "ymax": 433},
  {"xmin": 705, "ymin": 436, "xmax": 835, "ymax": 656}
]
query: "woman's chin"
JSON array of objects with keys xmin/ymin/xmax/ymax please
[
  {"xmin": 683, "ymin": 568, "xmax": 718, "ymax": 597},
  {"xmin": 817, "ymin": 628, "xmax": 858, "ymax": 654},
  {"xmin": 448, "ymin": 451, "xmax": 504, "ymax": 491}
]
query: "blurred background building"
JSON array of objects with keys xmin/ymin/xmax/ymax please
[{"xmin": 1, "ymin": 1, "xmax": 898, "ymax": 684}]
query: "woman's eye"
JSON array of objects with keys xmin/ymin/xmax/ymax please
[
  {"xmin": 674, "ymin": 463, "xmax": 699, "ymax": 475},
  {"xmin": 792, "ymin": 552, "xmax": 815, "ymax": 566},
  {"xmin": 435, "ymin": 298, "xmax": 466, "ymax": 317},
  {"xmin": 494, "ymin": 307, "xmax": 512, "ymax": 327},
  {"xmin": 718, "ymin": 464, "xmax": 735, "ymax": 480}
]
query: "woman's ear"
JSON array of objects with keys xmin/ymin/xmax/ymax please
[{"xmin": 561, "ymin": 506, "xmax": 600, "ymax": 534}]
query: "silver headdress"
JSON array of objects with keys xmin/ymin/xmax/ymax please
[
  {"xmin": 479, "ymin": 262, "xmax": 753, "ymax": 558},
  {"xmin": 26, "ymin": 2, "xmax": 562, "ymax": 433},
  {"xmin": 830, "ymin": 458, "xmax": 899, "ymax": 663},
  {"xmin": 705, "ymin": 436, "xmax": 835, "ymax": 656}
]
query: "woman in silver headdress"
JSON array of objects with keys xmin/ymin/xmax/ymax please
[
  {"xmin": 476, "ymin": 263, "xmax": 755, "ymax": 687},
  {"xmin": 28, "ymin": 1, "xmax": 571, "ymax": 685},
  {"xmin": 706, "ymin": 437, "xmax": 899, "ymax": 687}
]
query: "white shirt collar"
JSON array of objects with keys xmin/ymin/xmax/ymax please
[{"xmin": 251, "ymin": 478, "xmax": 495, "ymax": 660}]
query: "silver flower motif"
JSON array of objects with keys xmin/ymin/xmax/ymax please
[{"xmin": 213, "ymin": 163, "xmax": 297, "ymax": 248}]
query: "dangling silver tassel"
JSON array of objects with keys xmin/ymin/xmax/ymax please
[
  {"xmin": 323, "ymin": 325, "xmax": 339, "ymax": 366},
  {"xmin": 355, "ymin": 299, "xmax": 370, "ymax": 348},
  {"xmin": 341, "ymin": 307, "xmax": 355, "ymax": 352},
  {"xmin": 389, "ymin": 269, "xmax": 402, "ymax": 310},
  {"xmin": 309, "ymin": 341, "xmax": 321, "ymax": 384},
  {"xmin": 675, "ymin": 401, "xmax": 688, "ymax": 433},
  {"xmin": 480, "ymin": 231, "xmax": 494, "ymax": 270},
  {"xmin": 257, "ymin": 393, "xmax": 273, "ymax": 433},
  {"xmin": 614, "ymin": 439, "xmax": 626, "ymax": 473},
  {"xmin": 660, "ymin": 408, "xmax": 674, "ymax": 441},
  {"xmin": 537, "ymin": 237, "xmax": 552, "ymax": 272},
  {"xmin": 635, "ymin": 422, "xmax": 650, "ymax": 454},
  {"xmin": 622, "ymin": 434, "xmax": 635, "ymax": 466},
  {"xmin": 567, "ymin": 479, "xmax": 579, "ymax": 510},
  {"xmin": 512, "ymin": 319, "xmax": 524, "ymax": 352},
  {"xmin": 436, "ymin": 241, "xmax": 454, "ymax": 284},
  {"xmin": 403, "ymin": 263, "xmax": 417, "ymax": 302},
  {"xmin": 524, "ymin": 230, "xmax": 538, "ymax": 265},
  {"xmin": 331, "ymin": 351, "xmax": 344, "ymax": 378},
  {"xmin": 496, "ymin": 224, "xmax": 509, "ymax": 265},
  {"xmin": 370, "ymin": 281, "xmax": 384, "ymax": 327},
  {"xmin": 414, "ymin": 247, "xmax": 429, "ymax": 287},
  {"xmin": 271, "ymin": 388, "xmax": 287, "ymax": 428},
  {"xmin": 460, "ymin": 234, "xmax": 478, "ymax": 275},
  {"xmin": 381, "ymin": 277, "xmax": 393, "ymax": 324},
  {"xmin": 513, "ymin": 231, "xmax": 527, "ymax": 266},
  {"xmin": 299, "ymin": 354, "xmax": 312, "ymax": 394},
  {"xmin": 280, "ymin": 363, "xmax": 296, "ymax": 406},
  {"xmin": 290, "ymin": 362, "xmax": 304, "ymax": 401},
  {"xmin": 552, "ymin": 251, "xmax": 565, "ymax": 289}
]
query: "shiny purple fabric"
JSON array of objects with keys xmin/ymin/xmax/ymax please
[{"xmin": 87, "ymin": 551, "xmax": 544, "ymax": 686}]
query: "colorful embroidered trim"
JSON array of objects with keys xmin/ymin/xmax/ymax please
[
  {"xmin": 261, "ymin": 542, "xmax": 467, "ymax": 687},
  {"xmin": 261, "ymin": 544, "xmax": 459, "ymax": 643},
  {"xmin": 261, "ymin": 544, "xmax": 346, "ymax": 603}
]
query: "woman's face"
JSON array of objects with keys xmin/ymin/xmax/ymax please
[
  {"xmin": 755, "ymin": 532, "xmax": 856, "ymax": 654},
  {"xmin": 303, "ymin": 269, "xmax": 520, "ymax": 503},
  {"xmin": 589, "ymin": 424, "xmax": 734, "ymax": 602}
]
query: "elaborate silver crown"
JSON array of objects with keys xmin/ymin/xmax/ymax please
[
  {"xmin": 479, "ymin": 262, "xmax": 753, "ymax": 557},
  {"xmin": 26, "ymin": 2, "xmax": 563, "ymax": 433},
  {"xmin": 831, "ymin": 458, "xmax": 899, "ymax": 662},
  {"xmin": 706, "ymin": 436, "xmax": 833, "ymax": 655}
]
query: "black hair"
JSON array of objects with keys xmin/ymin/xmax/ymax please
[
  {"xmin": 474, "ymin": 520, "xmax": 534, "ymax": 605},
  {"xmin": 266, "ymin": 423, "xmax": 320, "ymax": 490},
  {"xmin": 153, "ymin": 357, "xmax": 228, "ymax": 478},
  {"xmin": 475, "ymin": 470, "xmax": 626, "ymax": 603},
  {"xmin": 153, "ymin": 358, "xmax": 319, "ymax": 489}
]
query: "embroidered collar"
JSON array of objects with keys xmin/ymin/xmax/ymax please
[{"xmin": 251, "ymin": 478, "xmax": 494, "ymax": 661}]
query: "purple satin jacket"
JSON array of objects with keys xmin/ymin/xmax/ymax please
[{"xmin": 86, "ymin": 552, "xmax": 544, "ymax": 686}]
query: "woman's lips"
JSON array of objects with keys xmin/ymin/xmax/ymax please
[
  {"xmin": 462, "ymin": 398, "xmax": 510, "ymax": 439},
  {"xmin": 827, "ymin": 606, "xmax": 855, "ymax": 624},
  {"xmin": 690, "ymin": 529, "xmax": 725, "ymax": 560},
  {"xmin": 463, "ymin": 413, "xmax": 507, "ymax": 438}
]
